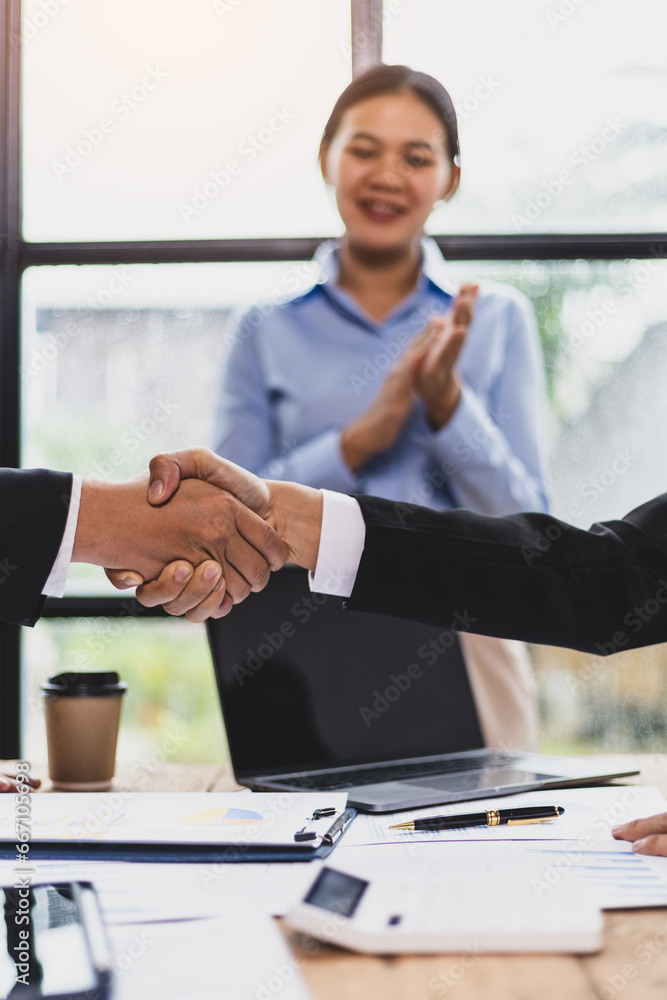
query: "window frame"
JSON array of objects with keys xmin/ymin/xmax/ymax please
[{"xmin": 2, "ymin": 0, "xmax": 666, "ymax": 755}]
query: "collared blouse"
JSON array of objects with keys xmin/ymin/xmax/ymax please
[{"xmin": 213, "ymin": 239, "xmax": 549, "ymax": 515}]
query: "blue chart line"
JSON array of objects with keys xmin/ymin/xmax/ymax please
[{"xmin": 527, "ymin": 847, "xmax": 667, "ymax": 906}]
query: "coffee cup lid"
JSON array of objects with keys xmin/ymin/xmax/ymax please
[{"xmin": 41, "ymin": 671, "xmax": 128, "ymax": 697}]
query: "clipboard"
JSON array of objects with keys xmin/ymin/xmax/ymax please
[{"xmin": 0, "ymin": 792, "xmax": 356, "ymax": 863}]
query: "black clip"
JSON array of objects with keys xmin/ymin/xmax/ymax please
[
  {"xmin": 311, "ymin": 807, "xmax": 337, "ymax": 820},
  {"xmin": 294, "ymin": 827, "xmax": 318, "ymax": 842}
]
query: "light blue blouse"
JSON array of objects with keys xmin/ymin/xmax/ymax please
[{"xmin": 213, "ymin": 239, "xmax": 549, "ymax": 515}]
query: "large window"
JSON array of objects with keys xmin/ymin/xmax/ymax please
[
  {"xmin": 3, "ymin": 0, "xmax": 667, "ymax": 761},
  {"xmin": 21, "ymin": 0, "xmax": 350, "ymax": 240}
]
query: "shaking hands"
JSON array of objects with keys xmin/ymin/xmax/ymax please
[{"xmin": 98, "ymin": 449, "xmax": 324, "ymax": 621}]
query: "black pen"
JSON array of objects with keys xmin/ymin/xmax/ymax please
[{"xmin": 389, "ymin": 805, "xmax": 564, "ymax": 831}]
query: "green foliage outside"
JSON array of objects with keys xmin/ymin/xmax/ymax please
[{"xmin": 25, "ymin": 617, "xmax": 229, "ymax": 766}]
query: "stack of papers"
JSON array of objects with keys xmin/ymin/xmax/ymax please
[{"xmin": 333, "ymin": 784, "xmax": 667, "ymax": 913}]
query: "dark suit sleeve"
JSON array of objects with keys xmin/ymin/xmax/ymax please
[
  {"xmin": 0, "ymin": 469, "xmax": 73, "ymax": 626},
  {"xmin": 345, "ymin": 493, "xmax": 667, "ymax": 655}
]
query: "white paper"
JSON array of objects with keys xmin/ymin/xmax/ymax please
[
  {"xmin": 0, "ymin": 791, "xmax": 348, "ymax": 848},
  {"xmin": 335, "ymin": 838, "xmax": 667, "ymax": 911},
  {"xmin": 525, "ymin": 840, "xmax": 667, "ymax": 909},
  {"xmin": 109, "ymin": 915, "xmax": 311, "ymax": 1000},
  {"xmin": 341, "ymin": 785, "xmax": 667, "ymax": 846}
]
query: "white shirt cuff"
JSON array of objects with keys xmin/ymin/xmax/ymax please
[
  {"xmin": 43, "ymin": 474, "xmax": 83, "ymax": 597},
  {"xmin": 309, "ymin": 490, "xmax": 365, "ymax": 598}
]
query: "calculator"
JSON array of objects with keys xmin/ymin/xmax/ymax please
[{"xmin": 285, "ymin": 862, "xmax": 603, "ymax": 953}]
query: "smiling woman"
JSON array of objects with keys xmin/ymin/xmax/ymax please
[{"xmin": 210, "ymin": 64, "xmax": 550, "ymax": 753}]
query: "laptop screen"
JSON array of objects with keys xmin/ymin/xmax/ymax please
[{"xmin": 208, "ymin": 567, "xmax": 484, "ymax": 781}]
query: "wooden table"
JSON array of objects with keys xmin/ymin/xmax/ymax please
[{"xmin": 8, "ymin": 755, "xmax": 667, "ymax": 1000}]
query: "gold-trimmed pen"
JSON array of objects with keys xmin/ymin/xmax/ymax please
[{"xmin": 389, "ymin": 805, "xmax": 564, "ymax": 832}]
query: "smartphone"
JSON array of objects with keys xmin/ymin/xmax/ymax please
[{"xmin": 1, "ymin": 881, "xmax": 112, "ymax": 999}]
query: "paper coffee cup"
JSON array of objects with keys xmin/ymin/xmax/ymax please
[{"xmin": 41, "ymin": 671, "xmax": 127, "ymax": 791}]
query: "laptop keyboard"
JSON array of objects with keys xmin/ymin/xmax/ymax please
[{"xmin": 279, "ymin": 751, "xmax": 519, "ymax": 790}]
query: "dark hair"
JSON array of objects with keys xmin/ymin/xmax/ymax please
[{"xmin": 320, "ymin": 64, "xmax": 460, "ymax": 165}]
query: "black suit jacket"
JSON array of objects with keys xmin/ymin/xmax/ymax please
[
  {"xmin": 347, "ymin": 494, "xmax": 667, "ymax": 655},
  {"xmin": 0, "ymin": 469, "xmax": 73, "ymax": 626}
]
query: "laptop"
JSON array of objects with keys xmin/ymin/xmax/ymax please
[{"xmin": 207, "ymin": 567, "xmax": 638, "ymax": 813}]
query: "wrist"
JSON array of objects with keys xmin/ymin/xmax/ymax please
[
  {"xmin": 73, "ymin": 479, "xmax": 137, "ymax": 568},
  {"xmin": 341, "ymin": 424, "xmax": 374, "ymax": 474},
  {"xmin": 264, "ymin": 481, "xmax": 323, "ymax": 572},
  {"xmin": 425, "ymin": 382, "xmax": 462, "ymax": 431}
]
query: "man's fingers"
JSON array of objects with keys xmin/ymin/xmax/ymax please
[
  {"xmin": 201, "ymin": 591, "xmax": 234, "ymax": 621},
  {"xmin": 147, "ymin": 449, "xmax": 211, "ymax": 505},
  {"xmin": 162, "ymin": 561, "xmax": 226, "ymax": 620},
  {"xmin": 216, "ymin": 561, "xmax": 254, "ymax": 606},
  {"xmin": 613, "ymin": 812, "xmax": 667, "ymax": 842},
  {"xmin": 148, "ymin": 447, "xmax": 270, "ymax": 515},
  {"xmin": 105, "ymin": 568, "xmax": 145, "ymax": 590},
  {"xmin": 135, "ymin": 561, "xmax": 196, "ymax": 608},
  {"xmin": 234, "ymin": 504, "xmax": 289, "ymax": 574},
  {"xmin": 224, "ymin": 534, "xmax": 273, "ymax": 595}
]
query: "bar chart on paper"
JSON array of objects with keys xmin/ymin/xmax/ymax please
[{"xmin": 527, "ymin": 842, "xmax": 667, "ymax": 909}]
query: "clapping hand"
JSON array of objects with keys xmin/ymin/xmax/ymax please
[
  {"xmin": 340, "ymin": 282, "xmax": 477, "ymax": 472},
  {"xmin": 413, "ymin": 281, "xmax": 478, "ymax": 430}
]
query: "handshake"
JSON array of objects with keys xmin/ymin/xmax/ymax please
[{"xmin": 75, "ymin": 447, "xmax": 325, "ymax": 622}]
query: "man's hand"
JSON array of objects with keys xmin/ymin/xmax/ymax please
[
  {"xmin": 146, "ymin": 447, "xmax": 272, "ymax": 516},
  {"xmin": 613, "ymin": 813, "xmax": 667, "ymax": 856},
  {"xmin": 77, "ymin": 472, "xmax": 288, "ymax": 618},
  {"xmin": 413, "ymin": 282, "xmax": 478, "ymax": 430},
  {"xmin": 105, "ymin": 450, "xmax": 323, "ymax": 621}
]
